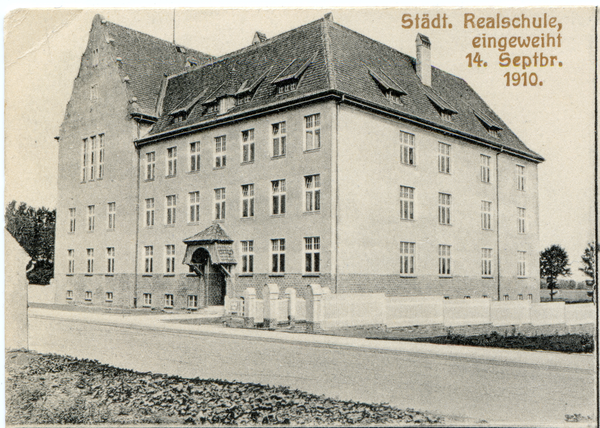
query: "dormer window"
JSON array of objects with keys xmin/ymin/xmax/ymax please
[
  {"xmin": 367, "ymin": 66, "xmax": 406, "ymax": 106},
  {"xmin": 386, "ymin": 91, "xmax": 402, "ymax": 105},
  {"xmin": 235, "ymin": 68, "xmax": 271, "ymax": 105},
  {"xmin": 272, "ymin": 53, "xmax": 316, "ymax": 95},
  {"xmin": 473, "ymin": 109, "xmax": 502, "ymax": 138},
  {"xmin": 422, "ymin": 86, "xmax": 457, "ymax": 123},
  {"xmin": 440, "ymin": 111, "xmax": 453, "ymax": 122},
  {"xmin": 237, "ymin": 93, "xmax": 252, "ymax": 105},
  {"xmin": 173, "ymin": 112, "xmax": 187, "ymax": 123},
  {"xmin": 277, "ymin": 81, "xmax": 297, "ymax": 94},
  {"xmin": 206, "ymin": 103, "xmax": 219, "ymax": 114}
]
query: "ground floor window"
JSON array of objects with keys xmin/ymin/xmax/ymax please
[
  {"xmin": 106, "ymin": 292, "xmax": 113, "ymax": 302},
  {"xmin": 271, "ymin": 238, "xmax": 285, "ymax": 273},
  {"xmin": 304, "ymin": 237, "xmax": 320, "ymax": 274},
  {"xmin": 143, "ymin": 293, "xmax": 152, "ymax": 306},
  {"xmin": 399, "ymin": 241, "xmax": 415, "ymax": 275},
  {"xmin": 66, "ymin": 290, "xmax": 73, "ymax": 300},
  {"xmin": 188, "ymin": 295, "xmax": 198, "ymax": 309},
  {"xmin": 438, "ymin": 245, "xmax": 451, "ymax": 276},
  {"xmin": 85, "ymin": 291, "xmax": 92, "ymax": 301},
  {"xmin": 528, "ymin": 294, "xmax": 533, "ymax": 300},
  {"xmin": 503, "ymin": 294, "xmax": 510, "ymax": 301},
  {"xmin": 164, "ymin": 294, "xmax": 174, "ymax": 308},
  {"xmin": 241, "ymin": 240, "xmax": 254, "ymax": 273}
]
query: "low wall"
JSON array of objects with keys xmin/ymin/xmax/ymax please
[
  {"xmin": 321, "ymin": 293, "xmax": 386, "ymax": 329},
  {"xmin": 385, "ymin": 296, "xmax": 444, "ymax": 327},
  {"xmin": 28, "ymin": 282, "xmax": 56, "ymax": 305},
  {"xmin": 565, "ymin": 303, "xmax": 596, "ymax": 325},
  {"xmin": 490, "ymin": 301, "xmax": 531, "ymax": 326},
  {"xmin": 296, "ymin": 298, "xmax": 306, "ymax": 321},
  {"xmin": 530, "ymin": 302, "xmax": 565, "ymax": 325},
  {"xmin": 443, "ymin": 299, "xmax": 490, "ymax": 327}
]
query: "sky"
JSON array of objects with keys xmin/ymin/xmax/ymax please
[{"xmin": 3, "ymin": 7, "xmax": 597, "ymax": 279}]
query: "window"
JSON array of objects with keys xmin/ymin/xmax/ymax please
[
  {"xmin": 143, "ymin": 293, "xmax": 152, "ymax": 306},
  {"xmin": 165, "ymin": 245, "xmax": 175, "ymax": 273},
  {"xmin": 241, "ymin": 240, "xmax": 254, "ymax": 274},
  {"xmin": 189, "ymin": 192, "xmax": 200, "ymax": 223},
  {"xmin": 82, "ymin": 138, "xmax": 87, "ymax": 181},
  {"xmin": 272, "ymin": 122, "xmax": 286, "ymax": 157},
  {"xmin": 305, "ymin": 175, "xmax": 321, "ymax": 212},
  {"xmin": 190, "ymin": 142, "xmax": 201, "ymax": 172},
  {"xmin": 106, "ymin": 247, "xmax": 115, "ymax": 273},
  {"xmin": 92, "ymin": 48, "xmax": 99, "ymax": 66},
  {"xmin": 241, "ymin": 184, "xmax": 255, "ymax": 218},
  {"xmin": 90, "ymin": 84, "xmax": 98, "ymax": 102},
  {"xmin": 277, "ymin": 81, "xmax": 297, "ymax": 94},
  {"xmin": 440, "ymin": 111, "xmax": 453, "ymax": 122},
  {"xmin": 144, "ymin": 246, "xmax": 153, "ymax": 273},
  {"xmin": 166, "ymin": 195, "xmax": 177, "ymax": 225},
  {"xmin": 107, "ymin": 202, "xmax": 116, "ymax": 230},
  {"xmin": 399, "ymin": 186, "xmax": 414, "ymax": 220},
  {"xmin": 271, "ymin": 180, "xmax": 286, "ymax": 215},
  {"xmin": 98, "ymin": 134, "xmax": 104, "ymax": 179},
  {"xmin": 482, "ymin": 248, "xmax": 493, "ymax": 277},
  {"xmin": 85, "ymin": 291, "xmax": 92, "ymax": 301},
  {"xmin": 86, "ymin": 248, "xmax": 94, "ymax": 274},
  {"xmin": 305, "ymin": 114, "xmax": 321, "ymax": 151},
  {"xmin": 67, "ymin": 249, "xmax": 75, "ymax": 274},
  {"xmin": 214, "ymin": 188, "xmax": 226, "ymax": 220},
  {"xmin": 528, "ymin": 294, "xmax": 533, "ymax": 300},
  {"xmin": 69, "ymin": 208, "xmax": 76, "ymax": 233},
  {"xmin": 241, "ymin": 129, "xmax": 255, "ymax": 163},
  {"xmin": 207, "ymin": 103, "xmax": 219, "ymax": 114},
  {"xmin": 187, "ymin": 295, "xmax": 198, "ymax": 309},
  {"xmin": 504, "ymin": 294, "xmax": 510, "ymax": 301},
  {"xmin": 481, "ymin": 155, "xmax": 491, "ymax": 183},
  {"xmin": 464, "ymin": 296, "xmax": 471, "ymax": 299},
  {"xmin": 215, "ymin": 136, "xmax": 226, "ymax": 168},
  {"xmin": 517, "ymin": 165, "xmax": 525, "ymax": 191},
  {"xmin": 438, "ymin": 142, "xmax": 451, "ymax": 174},
  {"xmin": 304, "ymin": 237, "xmax": 321, "ymax": 274},
  {"xmin": 106, "ymin": 292, "xmax": 113, "ymax": 302},
  {"xmin": 146, "ymin": 152, "xmax": 156, "ymax": 180},
  {"xmin": 481, "ymin": 201, "xmax": 492, "ymax": 230},
  {"xmin": 399, "ymin": 242, "xmax": 415, "ymax": 275},
  {"xmin": 399, "ymin": 131, "xmax": 415, "ymax": 165},
  {"xmin": 145, "ymin": 198, "xmax": 155, "ymax": 226},
  {"xmin": 166, "ymin": 147, "xmax": 177, "ymax": 177},
  {"xmin": 518, "ymin": 294, "xmax": 524, "ymax": 300},
  {"xmin": 438, "ymin": 193, "xmax": 451, "ymax": 225},
  {"xmin": 439, "ymin": 245, "xmax": 451, "ymax": 276},
  {"xmin": 518, "ymin": 207, "xmax": 526, "ymax": 234},
  {"xmin": 387, "ymin": 91, "xmax": 402, "ymax": 104},
  {"xmin": 87, "ymin": 205, "xmax": 95, "ymax": 231},
  {"xmin": 517, "ymin": 251, "xmax": 526, "ymax": 277},
  {"xmin": 89, "ymin": 135, "xmax": 97, "ymax": 180},
  {"xmin": 271, "ymin": 239, "xmax": 285, "ymax": 273},
  {"xmin": 164, "ymin": 294, "xmax": 174, "ymax": 308},
  {"xmin": 66, "ymin": 290, "xmax": 73, "ymax": 300}
]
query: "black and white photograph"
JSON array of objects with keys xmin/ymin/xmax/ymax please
[{"xmin": 4, "ymin": 7, "xmax": 598, "ymax": 426}]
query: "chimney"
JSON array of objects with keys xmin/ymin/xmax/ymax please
[{"xmin": 415, "ymin": 33, "xmax": 431, "ymax": 86}]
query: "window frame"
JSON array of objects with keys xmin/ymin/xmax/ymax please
[
  {"xmin": 66, "ymin": 290, "xmax": 74, "ymax": 300},
  {"xmin": 399, "ymin": 241, "xmax": 416, "ymax": 276},
  {"xmin": 481, "ymin": 248, "xmax": 493, "ymax": 277},
  {"xmin": 86, "ymin": 248, "xmax": 94, "ymax": 274},
  {"xmin": 190, "ymin": 142, "xmax": 201, "ymax": 172},
  {"xmin": 145, "ymin": 198, "xmax": 155, "ymax": 227},
  {"xmin": 271, "ymin": 121, "xmax": 287, "ymax": 158},
  {"xmin": 304, "ymin": 114, "xmax": 321, "ymax": 151},
  {"xmin": 480, "ymin": 154, "xmax": 491, "ymax": 183},
  {"xmin": 166, "ymin": 195, "xmax": 177, "ymax": 225},
  {"xmin": 146, "ymin": 151, "xmax": 156, "ymax": 181},
  {"xmin": 214, "ymin": 188, "xmax": 226, "ymax": 220},
  {"xmin": 241, "ymin": 129, "xmax": 255, "ymax": 163},
  {"xmin": 438, "ymin": 142, "xmax": 451, "ymax": 174},
  {"xmin": 189, "ymin": 191, "xmax": 200, "ymax": 223},
  {"xmin": 106, "ymin": 247, "xmax": 115, "ymax": 274},
  {"xmin": 240, "ymin": 240, "xmax": 254, "ymax": 274},
  {"xmin": 143, "ymin": 293, "xmax": 152, "ymax": 307},
  {"xmin": 165, "ymin": 245, "xmax": 176, "ymax": 274},
  {"xmin": 271, "ymin": 179, "xmax": 286, "ymax": 215},
  {"xmin": 399, "ymin": 131, "xmax": 415, "ymax": 166},
  {"xmin": 481, "ymin": 201, "xmax": 492, "ymax": 230},
  {"xmin": 85, "ymin": 291, "xmax": 93, "ymax": 301},
  {"xmin": 438, "ymin": 193, "xmax": 451, "ymax": 225},
  {"xmin": 67, "ymin": 249, "xmax": 75, "ymax": 274},
  {"xmin": 105, "ymin": 291, "xmax": 114, "ymax": 302},
  {"xmin": 304, "ymin": 175, "xmax": 321, "ymax": 213},
  {"xmin": 107, "ymin": 202, "xmax": 116, "ymax": 230},
  {"xmin": 304, "ymin": 237, "xmax": 321, "ymax": 275},
  {"xmin": 87, "ymin": 205, "xmax": 95, "ymax": 231},
  {"xmin": 69, "ymin": 208, "xmax": 76, "ymax": 233},
  {"xmin": 187, "ymin": 295, "xmax": 198, "ymax": 309},
  {"xmin": 241, "ymin": 184, "xmax": 255, "ymax": 218},
  {"xmin": 399, "ymin": 186, "xmax": 414, "ymax": 220},
  {"xmin": 164, "ymin": 294, "xmax": 174, "ymax": 308},
  {"xmin": 518, "ymin": 207, "xmax": 526, "ymax": 234},
  {"xmin": 517, "ymin": 251, "xmax": 527, "ymax": 277},
  {"xmin": 516, "ymin": 164, "xmax": 526, "ymax": 191},
  {"xmin": 144, "ymin": 246, "xmax": 154, "ymax": 274},
  {"xmin": 214, "ymin": 135, "xmax": 227, "ymax": 168},
  {"xmin": 438, "ymin": 244, "xmax": 451, "ymax": 277},
  {"xmin": 271, "ymin": 238, "xmax": 286, "ymax": 274},
  {"xmin": 166, "ymin": 147, "xmax": 177, "ymax": 177}
]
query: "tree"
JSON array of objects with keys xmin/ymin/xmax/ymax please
[
  {"xmin": 539, "ymin": 245, "xmax": 571, "ymax": 302},
  {"xmin": 579, "ymin": 242, "xmax": 597, "ymax": 303},
  {"xmin": 5, "ymin": 200, "xmax": 56, "ymax": 284}
]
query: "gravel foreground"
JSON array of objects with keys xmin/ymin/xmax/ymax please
[{"xmin": 6, "ymin": 350, "xmax": 444, "ymax": 425}]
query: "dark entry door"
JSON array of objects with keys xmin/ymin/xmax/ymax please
[{"xmin": 191, "ymin": 248, "xmax": 225, "ymax": 306}]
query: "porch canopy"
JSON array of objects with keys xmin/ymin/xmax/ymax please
[{"xmin": 182, "ymin": 223, "xmax": 237, "ymax": 267}]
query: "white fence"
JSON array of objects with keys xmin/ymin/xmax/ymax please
[{"xmin": 235, "ymin": 284, "xmax": 596, "ymax": 330}]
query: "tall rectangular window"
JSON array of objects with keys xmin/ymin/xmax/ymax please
[
  {"xmin": 87, "ymin": 205, "xmax": 95, "ymax": 231},
  {"xmin": 482, "ymin": 248, "xmax": 492, "ymax": 277},
  {"xmin": 305, "ymin": 114, "xmax": 321, "ymax": 151},
  {"xmin": 517, "ymin": 165, "xmax": 525, "ymax": 191},
  {"xmin": 481, "ymin": 155, "xmax": 491, "ymax": 183},
  {"xmin": 272, "ymin": 180, "xmax": 286, "ymax": 215},
  {"xmin": 92, "ymin": 48, "xmax": 99, "ymax": 66},
  {"xmin": 144, "ymin": 246, "xmax": 153, "ymax": 273},
  {"xmin": 241, "ymin": 129, "xmax": 255, "ymax": 163},
  {"xmin": 517, "ymin": 251, "xmax": 527, "ymax": 277},
  {"xmin": 438, "ymin": 142, "xmax": 451, "ymax": 174},
  {"xmin": 166, "ymin": 195, "xmax": 177, "ymax": 225},
  {"xmin": 518, "ymin": 207, "xmax": 526, "ymax": 234},
  {"xmin": 399, "ymin": 186, "xmax": 414, "ymax": 220},
  {"xmin": 86, "ymin": 248, "xmax": 94, "ymax": 273},
  {"xmin": 164, "ymin": 294, "xmax": 174, "ymax": 308},
  {"xmin": 271, "ymin": 239, "xmax": 285, "ymax": 273},
  {"xmin": 438, "ymin": 193, "xmax": 451, "ymax": 225},
  {"xmin": 165, "ymin": 245, "xmax": 175, "ymax": 273},
  {"xmin": 67, "ymin": 249, "xmax": 75, "ymax": 274},
  {"xmin": 241, "ymin": 184, "xmax": 255, "ymax": 218},
  {"xmin": 66, "ymin": 290, "xmax": 74, "ymax": 300},
  {"xmin": 98, "ymin": 134, "xmax": 104, "ymax": 179},
  {"xmin": 439, "ymin": 245, "xmax": 451, "ymax": 276},
  {"xmin": 107, "ymin": 202, "xmax": 116, "ymax": 230},
  {"xmin": 241, "ymin": 240, "xmax": 254, "ymax": 273},
  {"xmin": 145, "ymin": 198, "xmax": 155, "ymax": 226},
  {"xmin": 214, "ymin": 188, "xmax": 226, "ymax": 220},
  {"xmin": 272, "ymin": 122, "xmax": 286, "ymax": 157},
  {"xmin": 146, "ymin": 152, "xmax": 156, "ymax": 180},
  {"xmin": 85, "ymin": 291, "xmax": 93, "ymax": 301},
  {"xmin": 399, "ymin": 131, "xmax": 415, "ymax": 165},
  {"xmin": 190, "ymin": 142, "xmax": 201, "ymax": 172},
  {"xmin": 167, "ymin": 147, "xmax": 177, "ymax": 177},
  {"xmin": 69, "ymin": 208, "xmax": 76, "ymax": 233},
  {"xmin": 305, "ymin": 175, "xmax": 321, "ymax": 212},
  {"xmin": 189, "ymin": 192, "xmax": 200, "ymax": 223},
  {"xmin": 89, "ymin": 135, "xmax": 97, "ymax": 180},
  {"xmin": 82, "ymin": 138, "xmax": 87, "ymax": 181},
  {"xmin": 187, "ymin": 295, "xmax": 198, "ymax": 309},
  {"xmin": 215, "ymin": 136, "xmax": 226, "ymax": 168},
  {"xmin": 304, "ymin": 237, "xmax": 321, "ymax": 274},
  {"xmin": 399, "ymin": 242, "xmax": 415, "ymax": 275},
  {"xmin": 481, "ymin": 201, "xmax": 492, "ymax": 230},
  {"xmin": 106, "ymin": 247, "xmax": 115, "ymax": 273},
  {"xmin": 143, "ymin": 293, "xmax": 152, "ymax": 306}
]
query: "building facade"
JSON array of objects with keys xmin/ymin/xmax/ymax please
[{"xmin": 54, "ymin": 14, "xmax": 543, "ymax": 309}]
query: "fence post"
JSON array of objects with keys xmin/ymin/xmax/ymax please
[
  {"xmin": 285, "ymin": 288, "xmax": 297, "ymax": 327},
  {"xmin": 263, "ymin": 283, "xmax": 280, "ymax": 328},
  {"xmin": 306, "ymin": 283, "xmax": 323, "ymax": 332},
  {"xmin": 243, "ymin": 287, "xmax": 256, "ymax": 328}
]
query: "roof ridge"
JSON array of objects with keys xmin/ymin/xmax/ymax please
[{"xmin": 321, "ymin": 18, "xmax": 337, "ymax": 91}]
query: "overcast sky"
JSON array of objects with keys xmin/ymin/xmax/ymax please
[{"xmin": 3, "ymin": 7, "xmax": 596, "ymax": 279}]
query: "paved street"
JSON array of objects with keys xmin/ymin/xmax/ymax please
[{"xmin": 27, "ymin": 308, "xmax": 596, "ymax": 425}]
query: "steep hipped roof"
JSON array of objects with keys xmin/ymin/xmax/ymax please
[
  {"xmin": 183, "ymin": 223, "xmax": 233, "ymax": 244},
  {"xmin": 100, "ymin": 16, "xmax": 214, "ymax": 116},
  {"xmin": 142, "ymin": 17, "xmax": 542, "ymax": 161}
]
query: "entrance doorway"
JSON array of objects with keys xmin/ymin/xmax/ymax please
[{"xmin": 190, "ymin": 247, "xmax": 225, "ymax": 306}]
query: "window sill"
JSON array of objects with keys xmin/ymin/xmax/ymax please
[
  {"xmin": 164, "ymin": 224, "xmax": 176, "ymax": 228},
  {"xmin": 517, "ymin": 276, "xmax": 528, "ymax": 279},
  {"xmin": 399, "ymin": 275, "xmax": 417, "ymax": 278},
  {"xmin": 240, "ymin": 216, "xmax": 255, "ymax": 220},
  {"xmin": 66, "ymin": 298, "xmax": 73, "ymax": 301},
  {"xmin": 165, "ymin": 175, "xmax": 177, "ymax": 179},
  {"xmin": 188, "ymin": 170, "xmax": 201, "ymax": 174},
  {"xmin": 105, "ymin": 300, "xmax": 113, "ymax": 303},
  {"xmin": 142, "ymin": 305, "xmax": 151, "ymax": 308},
  {"xmin": 164, "ymin": 274, "xmax": 175, "ymax": 277},
  {"xmin": 163, "ymin": 306, "xmax": 173, "ymax": 310},
  {"xmin": 269, "ymin": 274, "xmax": 285, "ymax": 277},
  {"xmin": 144, "ymin": 178, "xmax": 155, "ymax": 183},
  {"xmin": 400, "ymin": 162, "xmax": 416, "ymax": 167},
  {"xmin": 302, "ymin": 274, "xmax": 320, "ymax": 278},
  {"xmin": 87, "ymin": 230, "xmax": 95, "ymax": 233},
  {"xmin": 85, "ymin": 274, "xmax": 93, "ymax": 277},
  {"xmin": 105, "ymin": 274, "xmax": 114, "ymax": 277},
  {"xmin": 238, "ymin": 274, "xmax": 254, "ymax": 277},
  {"xmin": 187, "ymin": 307, "xmax": 198, "ymax": 311},
  {"xmin": 68, "ymin": 231, "xmax": 75, "ymax": 235},
  {"xmin": 66, "ymin": 274, "xmax": 74, "ymax": 277},
  {"xmin": 400, "ymin": 218, "xmax": 415, "ymax": 222},
  {"xmin": 303, "ymin": 210, "xmax": 321, "ymax": 215},
  {"xmin": 303, "ymin": 148, "xmax": 321, "ymax": 154},
  {"xmin": 186, "ymin": 273, "xmax": 198, "ymax": 277},
  {"xmin": 142, "ymin": 274, "xmax": 153, "ymax": 277},
  {"xmin": 482, "ymin": 276, "xmax": 494, "ymax": 279},
  {"xmin": 482, "ymin": 228, "xmax": 493, "ymax": 232},
  {"xmin": 187, "ymin": 222, "xmax": 199, "ymax": 226},
  {"xmin": 270, "ymin": 214, "xmax": 286, "ymax": 218},
  {"xmin": 270, "ymin": 155, "xmax": 286, "ymax": 160},
  {"xmin": 213, "ymin": 166, "xmax": 226, "ymax": 171},
  {"xmin": 439, "ymin": 276, "xmax": 453, "ymax": 279},
  {"xmin": 438, "ymin": 223, "xmax": 452, "ymax": 227},
  {"xmin": 241, "ymin": 161, "xmax": 255, "ymax": 166}
]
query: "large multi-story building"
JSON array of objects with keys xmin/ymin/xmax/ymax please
[{"xmin": 55, "ymin": 14, "xmax": 543, "ymax": 310}]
